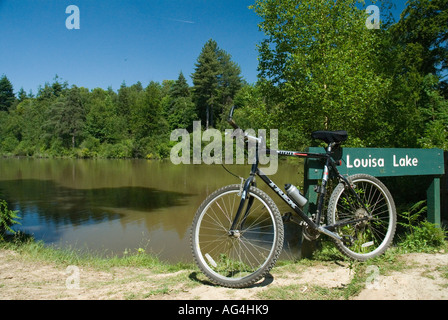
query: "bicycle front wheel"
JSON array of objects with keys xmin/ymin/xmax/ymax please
[
  {"xmin": 191, "ymin": 184, "xmax": 284, "ymax": 288},
  {"xmin": 327, "ymin": 174, "xmax": 396, "ymax": 261}
]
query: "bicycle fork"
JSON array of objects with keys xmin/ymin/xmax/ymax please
[{"xmin": 228, "ymin": 175, "xmax": 255, "ymax": 238}]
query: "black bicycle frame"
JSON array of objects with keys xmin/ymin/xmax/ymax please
[{"xmin": 228, "ymin": 142, "xmax": 367, "ymax": 244}]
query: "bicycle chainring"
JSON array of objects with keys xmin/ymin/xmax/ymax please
[{"xmin": 303, "ymin": 225, "xmax": 320, "ymax": 241}]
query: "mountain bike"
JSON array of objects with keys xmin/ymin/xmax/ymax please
[{"xmin": 190, "ymin": 106, "xmax": 396, "ymax": 288}]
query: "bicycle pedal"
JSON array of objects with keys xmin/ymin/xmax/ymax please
[
  {"xmin": 282, "ymin": 212, "xmax": 292, "ymax": 222},
  {"xmin": 282, "ymin": 212, "xmax": 303, "ymax": 225}
]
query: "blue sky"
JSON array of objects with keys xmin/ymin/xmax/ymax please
[{"xmin": 0, "ymin": 0, "xmax": 408, "ymax": 94}]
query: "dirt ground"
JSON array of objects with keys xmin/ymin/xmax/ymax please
[{"xmin": 0, "ymin": 248, "xmax": 447, "ymax": 300}]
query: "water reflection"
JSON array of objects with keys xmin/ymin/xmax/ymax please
[{"xmin": 0, "ymin": 158, "xmax": 306, "ymax": 262}]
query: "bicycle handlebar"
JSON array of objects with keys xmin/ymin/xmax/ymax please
[
  {"xmin": 227, "ymin": 106, "xmax": 262, "ymax": 144},
  {"xmin": 227, "ymin": 105, "xmax": 240, "ymax": 130}
]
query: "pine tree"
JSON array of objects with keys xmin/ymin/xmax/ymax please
[
  {"xmin": 0, "ymin": 75, "xmax": 15, "ymax": 111},
  {"xmin": 171, "ymin": 72, "xmax": 190, "ymax": 98},
  {"xmin": 218, "ymin": 50, "xmax": 243, "ymax": 107},
  {"xmin": 167, "ymin": 72, "xmax": 197, "ymax": 131},
  {"xmin": 192, "ymin": 39, "xmax": 221, "ymax": 129},
  {"xmin": 192, "ymin": 39, "xmax": 243, "ymax": 129},
  {"xmin": 17, "ymin": 87, "xmax": 27, "ymax": 102},
  {"xmin": 46, "ymin": 86, "xmax": 86, "ymax": 149}
]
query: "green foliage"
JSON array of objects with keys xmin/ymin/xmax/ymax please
[
  {"xmin": 0, "ymin": 75, "xmax": 16, "ymax": 111},
  {"xmin": 248, "ymin": 0, "xmax": 448, "ymax": 151},
  {"xmin": 251, "ymin": 0, "xmax": 391, "ymax": 149},
  {"xmin": 397, "ymin": 201, "xmax": 447, "ymax": 252},
  {"xmin": 0, "ymin": 200, "xmax": 20, "ymax": 241},
  {"xmin": 393, "ymin": 0, "xmax": 448, "ymax": 90},
  {"xmin": 192, "ymin": 39, "xmax": 243, "ymax": 129},
  {"xmin": 45, "ymin": 86, "xmax": 86, "ymax": 149},
  {"xmin": 166, "ymin": 72, "xmax": 198, "ymax": 131},
  {"xmin": 1, "ymin": 0, "xmax": 447, "ymax": 159}
]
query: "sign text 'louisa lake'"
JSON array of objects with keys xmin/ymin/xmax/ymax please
[{"xmin": 306, "ymin": 147, "xmax": 444, "ymax": 178}]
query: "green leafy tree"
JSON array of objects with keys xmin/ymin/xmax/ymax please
[
  {"xmin": 380, "ymin": 0, "xmax": 448, "ymax": 148},
  {"xmin": 37, "ymin": 76, "xmax": 69, "ymax": 101},
  {"xmin": 251, "ymin": 0, "xmax": 391, "ymax": 148},
  {"xmin": 417, "ymin": 74, "xmax": 448, "ymax": 149},
  {"xmin": 117, "ymin": 82, "xmax": 132, "ymax": 127},
  {"xmin": 393, "ymin": 0, "xmax": 448, "ymax": 95},
  {"xmin": 131, "ymin": 81, "xmax": 165, "ymax": 140},
  {"xmin": 85, "ymin": 88, "xmax": 125, "ymax": 144}
]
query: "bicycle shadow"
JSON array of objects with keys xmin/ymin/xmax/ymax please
[{"xmin": 188, "ymin": 272, "xmax": 274, "ymax": 288}]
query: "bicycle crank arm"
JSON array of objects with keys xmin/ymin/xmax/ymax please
[{"xmin": 317, "ymin": 226, "xmax": 344, "ymax": 243}]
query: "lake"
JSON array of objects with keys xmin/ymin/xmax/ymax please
[{"xmin": 0, "ymin": 158, "xmax": 310, "ymax": 262}]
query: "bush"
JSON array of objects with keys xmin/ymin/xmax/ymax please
[
  {"xmin": 1, "ymin": 136, "xmax": 19, "ymax": 153},
  {"xmin": 99, "ymin": 140, "xmax": 134, "ymax": 159},
  {"xmin": 13, "ymin": 140, "xmax": 36, "ymax": 156},
  {"xmin": 397, "ymin": 201, "xmax": 447, "ymax": 252},
  {"xmin": 0, "ymin": 200, "xmax": 20, "ymax": 241}
]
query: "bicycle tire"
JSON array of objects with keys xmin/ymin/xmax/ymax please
[
  {"xmin": 191, "ymin": 184, "xmax": 284, "ymax": 288},
  {"xmin": 327, "ymin": 174, "xmax": 396, "ymax": 261}
]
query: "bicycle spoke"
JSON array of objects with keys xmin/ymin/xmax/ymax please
[
  {"xmin": 192, "ymin": 185, "xmax": 282, "ymax": 286},
  {"xmin": 328, "ymin": 174, "xmax": 396, "ymax": 260}
]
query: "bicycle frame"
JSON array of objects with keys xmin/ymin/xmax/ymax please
[{"xmin": 229, "ymin": 140, "xmax": 369, "ymax": 245}]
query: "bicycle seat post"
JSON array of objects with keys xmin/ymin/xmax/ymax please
[{"xmin": 326, "ymin": 142, "xmax": 336, "ymax": 154}]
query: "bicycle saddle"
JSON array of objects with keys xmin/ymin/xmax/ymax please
[{"xmin": 311, "ymin": 130, "xmax": 348, "ymax": 144}]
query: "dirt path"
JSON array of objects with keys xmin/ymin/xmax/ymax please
[{"xmin": 0, "ymin": 249, "xmax": 447, "ymax": 300}]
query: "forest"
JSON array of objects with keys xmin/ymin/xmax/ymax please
[{"xmin": 0, "ymin": 0, "xmax": 447, "ymax": 160}]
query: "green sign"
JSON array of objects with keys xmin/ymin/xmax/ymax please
[
  {"xmin": 304, "ymin": 147, "xmax": 445, "ymax": 226},
  {"xmin": 306, "ymin": 147, "xmax": 445, "ymax": 179}
]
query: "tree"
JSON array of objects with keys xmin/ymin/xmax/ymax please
[
  {"xmin": 46, "ymin": 86, "xmax": 86, "ymax": 149},
  {"xmin": 192, "ymin": 39, "xmax": 243, "ymax": 129},
  {"xmin": 166, "ymin": 72, "xmax": 197, "ymax": 131},
  {"xmin": 117, "ymin": 81, "xmax": 132, "ymax": 118},
  {"xmin": 17, "ymin": 87, "xmax": 27, "ymax": 103},
  {"xmin": 251, "ymin": 0, "xmax": 390, "ymax": 148},
  {"xmin": 192, "ymin": 39, "xmax": 221, "ymax": 129},
  {"xmin": 393, "ymin": 0, "xmax": 448, "ymax": 95},
  {"xmin": 217, "ymin": 49, "xmax": 243, "ymax": 109},
  {"xmin": 171, "ymin": 72, "xmax": 190, "ymax": 98},
  {"xmin": 131, "ymin": 81, "xmax": 164, "ymax": 140},
  {"xmin": 85, "ymin": 88, "xmax": 124, "ymax": 143},
  {"xmin": 0, "ymin": 75, "xmax": 15, "ymax": 111},
  {"xmin": 377, "ymin": 0, "xmax": 448, "ymax": 148}
]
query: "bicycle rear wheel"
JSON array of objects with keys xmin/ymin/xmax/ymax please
[
  {"xmin": 327, "ymin": 174, "xmax": 396, "ymax": 261},
  {"xmin": 191, "ymin": 184, "xmax": 283, "ymax": 288}
]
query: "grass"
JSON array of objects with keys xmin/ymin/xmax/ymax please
[
  {"xmin": 0, "ymin": 232, "xmax": 194, "ymax": 274},
  {"xmin": 1, "ymin": 215, "xmax": 447, "ymax": 300},
  {"xmin": 255, "ymin": 232, "xmax": 448, "ymax": 300}
]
